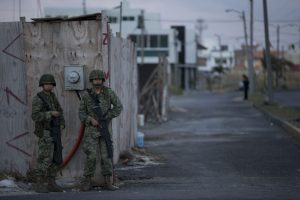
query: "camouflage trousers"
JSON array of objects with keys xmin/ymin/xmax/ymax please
[
  {"xmin": 82, "ymin": 131, "xmax": 113, "ymax": 178},
  {"xmin": 35, "ymin": 130, "xmax": 59, "ymax": 178}
]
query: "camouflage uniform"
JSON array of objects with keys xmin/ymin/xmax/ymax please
[
  {"xmin": 31, "ymin": 75, "xmax": 65, "ymax": 180},
  {"xmin": 79, "ymin": 86, "xmax": 123, "ymax": 178}
]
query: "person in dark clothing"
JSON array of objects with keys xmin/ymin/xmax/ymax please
[{"xmin": 242, "ymin": 74, "xmax": 249, "ymax": 100}]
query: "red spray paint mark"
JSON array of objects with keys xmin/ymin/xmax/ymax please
[
  {"xmin": 2, "ymin": 33, "xmax": 25, "ymax": 62},
  {"xmin": 4, "ymin": 87, "xmax": 26, "ymax": 106},
  {"xmin": 103, "ymin": 33, "xmax": 108, "ymax": 45},
  {"xmin": 6, "ymin": 132, "xmax": 31, "ymax": 157},
  {"xmin": 104, "ymin": 71, "xmax": 109, "ymax": 80}
]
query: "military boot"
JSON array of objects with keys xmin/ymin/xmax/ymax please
[
  {"xmin": 80, "ymin": 177, "xmax": 92, "ymax": 191},
  {"xmin": 47, "ymin": 177, "xmax": 63, "ymax": 192},
  {"xmin": 34, "ymin": 176, "xmax": 49, "ymax": 193},
  {"xmin": 104, "ymin": 176, "xmax": 119, "ymax": 191}
]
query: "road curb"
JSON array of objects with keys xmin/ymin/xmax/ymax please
[{"xmin": 253, "ymin": 104, "xmax": 300, "ymax": 140}]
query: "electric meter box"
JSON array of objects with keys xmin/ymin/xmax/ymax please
[{"xmin": 64, "ymin": 65, "xmax": 85, "ymax": 90}]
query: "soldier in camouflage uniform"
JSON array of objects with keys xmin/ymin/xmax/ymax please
[
  {"xmin": 31, "ymin": 74, "xmax": 65, "ymax": 193},
  {"xmin": 79, "ymin": 69, "xmax": 123, "ymax": 191}
]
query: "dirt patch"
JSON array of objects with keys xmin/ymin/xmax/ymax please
[
  {"xmin": 289, "ymin": 118, "xmax": 300, "ymax": 129},
  {"xmin": 116, "ymin": 147, "xmax": 163, "ymax": 181}
]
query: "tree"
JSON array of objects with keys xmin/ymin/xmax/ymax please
[{"xmin": 261, "ymin": 50, "xmax": 294, "ymax": 88}]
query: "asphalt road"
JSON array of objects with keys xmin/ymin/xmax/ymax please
[{"xmin": 2, "ymin": 91, "xmax": 300, "ymax": 200}]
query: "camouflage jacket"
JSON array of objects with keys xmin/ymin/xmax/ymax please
[
  {"xmin": 31, "ymin": 91, "xmax": 65, "ymax": 135},
  {"xmin": 79, "ymin": 86, "xmax": 123, "ymax": 127}
]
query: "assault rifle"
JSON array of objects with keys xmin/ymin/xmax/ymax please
[
  {"xmin": 87, "ymin": 89, "xmax": 113, "ymax": 159},
  {"xmin": 87, "ymin": 89, "xmax": 115, "ymax": 183},
  {"xmin": 37, "ymin": 93, "xmax": 63, "ymax": 165}
]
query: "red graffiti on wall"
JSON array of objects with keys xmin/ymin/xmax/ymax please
[
  {"xmin": 2, "ymin": 33, "xmax": 25, "ymax": 62},
  {"xmin": 103, "ymin": 33, "xmax": 108, "ymax": 45},
  {"xmin": 4, "ymin": 87, "xmax": 27, "ymax": 106},
  {"xmin": 102, "ymin": 21, "xmax": 111, "ymax": 46},
  {"xmin": 6, "ymin": 132, "xmax": 31, "ymax": 157},
  {"xmin": 104, "ymin": 71, "xmax": 109, "ymax": 80}
]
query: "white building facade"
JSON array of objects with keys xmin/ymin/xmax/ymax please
[
  {"xmin": 45, "ymin": 0, "xmax": 198, "ymax": 90},
  {"xmin": 199, "ymin": 46, "xmax": 234, "ymax": 72},
  {"xmin": 103, "ymin": 0, "xmax": 177, "ymax": 64}
]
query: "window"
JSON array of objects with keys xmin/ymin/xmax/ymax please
[
  {"xmin": 130, "ymin": 34, "xmax": 169, "ymax": 48},
  {"xmin": 122, "ymin": 16, "xmax": 135, "ymax": 21},
  {"xmin": 137, "ymin": 50, "xmax": 169, "ymax": 57},
  {"xmin": 160, "ymin": 35, "xmax": 168, "ymax": 47},
  {"xmin": 129, "ymin": 35, "xmax": 137, "ymax": 44},
  {"xmin": 139, "ymin": 35, "xmax": 147, "ymax": 47},
  {"xmin": 215, "ymin": 58, "xmax": 227, "ymax": 65},
  {"xmin": 109, "ymin": 17, "xmax": 117, "ymax": 23},
  {"xmin": 215, "ymin": 58, "xmax": 221, "ymax": 65},
  {"xmin": 129, "ymin": 35, "xmax": 147, "ymax": 47},
  {"xmin": 150, "ymin": 35, "xmax": 158, "ymax": 48}
]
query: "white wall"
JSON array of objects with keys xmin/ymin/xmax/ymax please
[
  {"xmin": 285, "ymin": 45, "xmax": 300, "ymax": 65},
  {"xmin": 185, "ymin": 29, "xmax": 196, "ymax": 64},
  {"xmin": 105, "ymin": 0, "xmax": 176, "ymax": 64},
  {"xmin": 200, "ymin": 49, "xmax": 234, "ymax": 72}
]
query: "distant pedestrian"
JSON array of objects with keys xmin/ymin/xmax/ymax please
[
  {"xmin": 242, "ymin": 74, "xmax": 249, "ymax": 100},
  {"xmin": 31, "ymin": 74, "xmax": 65, "ymax": 193},
  {"xmin": 79, "ymin": 69, "xmax": 123, "ymax": 191}
]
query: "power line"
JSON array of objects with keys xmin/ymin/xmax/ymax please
[
  {"xmin": 145, "ymin": 18, "xmax": 300, "ymax": 24},
  {"xmin": 277, "ymin": 3, "xmax": 300, "ymax": 23},
  {"xmin": 271, "ymin": 0, "xmax": 291, "ymax": 20},
  {"xmin": 145, "ymin": 18, "xmax": 241, "ymax": 23},
  {"xmin": 254, "ymin": 19, "xmax": 300, "ymax": 23}
]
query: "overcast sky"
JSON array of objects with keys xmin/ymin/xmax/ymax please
[{"xmin": 1, "ymin": 0, "xmax": 300, "ymax": 50}]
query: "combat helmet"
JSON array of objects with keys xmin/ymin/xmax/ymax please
[
  {"xmin": 89, "ymin": 70, "xmax": 105, "ymax": 82},
  {"xmin": 39, "ymin": 74, "xmax": 56, "ymax": 86}
]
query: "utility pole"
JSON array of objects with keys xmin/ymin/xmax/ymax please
[
  {"xmin": 196, "ymin": 19, "xmax": 207, "ymax": 48},
  {"xmin": 82, "ymin": 0, "xmax": 87, "ymax": 15},
  {"xmin": 173, "ymin": 29, "xmax": 179, "ymax": 88},
  {"xmin": 195, "ymin": 19, "xmax": 207, "ymax": 65},
  {"xmin": 276, "ymin": 25, "xmax": 280, "ymax": 57},
  {"xmin": 241, "ymin": 11, "xmax": 253, "ymax": 94},
  {"xmin": 226, "ymin": 9, "xmax": 254, "ymax": 94},
  {"xmin": 119, "ymin": 1, "xmax": 122, "ymax": 35},
  {"xmin": 271, "ymin": 24, "xmax": 293, "ymax": 59},
  {"xmin": 19, "ymin": 0, "xmax": 21, "ymax": 19},
  {"xmin": 37, "ymin": 0, "xmax": 43, "ymax": 17},
  {"xmin": 215, "ymin": 34, "xmax": 223, "ymax": 66},
  {"xmin": 263, "ymin": 0, "xmax": 273, "ymax": 104},
  {"xmin": 249, "ymin": 0, "xmax": 255, "ymax": 92},
  {"xmin": 13, "ymin": 0, "xmax": 15, "ymax": 21},
  {"xmin": 140, "ymin": 10, "xmax": 145, "ymax": 65}
]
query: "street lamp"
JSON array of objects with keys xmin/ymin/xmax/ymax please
[
  {"xmin": 226, "ymin": 9, "xmax": 254, "ymax": 93},
  {"xmin": 225, "ymin": 9, "xmax": 246, "ymax": 42}
]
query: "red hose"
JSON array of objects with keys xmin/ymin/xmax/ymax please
[{"xmin": 60, "ymin": 123, "xmax": 85, "ymax": 169}]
